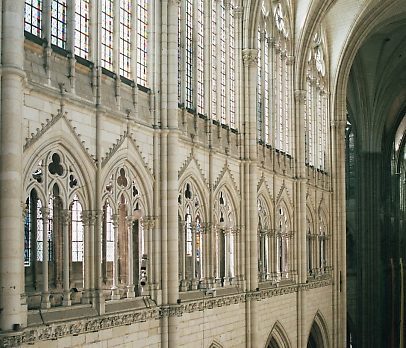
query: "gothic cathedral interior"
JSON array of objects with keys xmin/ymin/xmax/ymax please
[{"xmin": 0, "ymin": 1, "xmax": 405, "ymax": 347}]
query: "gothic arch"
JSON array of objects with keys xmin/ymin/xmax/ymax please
[
  {"xmin": 23, "ymin": 143, "xmax": 92, "ymax": 211},
  {"xmin": 208, "ymin": 340, "xmax": 223, "ymax": 348},
  {"xmin": 101, "ymin": 139, "xmax": 153, "ymax": 215},
  {"xmin": 265, "ymin": 320, "xmax": 291, "ymax": 348},
  {"xmin": 101, "ymin": 161, "xmax": 150, "ymax": 216},
  {"xmin": 214, "ymin": 184, "xmax": 239, "ymax": 228},
  {"xmin": 307, "ymin": 311, "xmax": 330, "ymax": 348},
  {"xmin": 178, "ymin": 172, "xmax": 209, "ymax": 223}
]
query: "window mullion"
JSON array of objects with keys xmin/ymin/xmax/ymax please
[
  {"xmin": 113, "ymin": 0, "xmax": 120, "ymax": 75},
  {"xmin": 224, "ymin": 3, "xmax": 231, "ymax": 126},
  {"xmin": 131, "ymin": 0, "xmax": 137, "ymax": 81},
  {"xmin": 66, "ymin": 0, "xmax": 76, "ymax": 52}
]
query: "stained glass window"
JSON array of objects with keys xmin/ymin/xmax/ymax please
[
  {"xmin": 196, "ymin": 0, "xmax": 204, "ymax": 115},
  {"xmin": 229, "ymin": 8, "xmax": 236, "ymax": 128},
  {"xmin": 137, "ymin": 0, "xmax": 148, "ymax": 86},
  {"xmin": 71, "ymin": 195, "xmax": 83, "ymax": 262},
  {"xmin": 75, "ymin": 0, "xmax": 89, "ymax": 59},
  {"xmin": 120, "ymin": 0, "xmax": 132, "ymax": 78},
  {"xmin": 101, "ymin": 0, "xmax": 114, "ymax": 70},
  {"xmin": 185, "ymin": 0, "xmax": 193, "ymax": 109},
  {"xmin": 25, "ymin": 0, "xmax": 43, "ymax": 36},
  {"xmin": 257, "ymin": 30, "xmax": 263, "ymax": 141},
  {"xmin": 51, "ymin": 0, "xmax": 67, "ymax": 49},
  {"xmin": 211, "ymin": 1, "xmax": 217, "ymax": 119},
  {"xmin": 220, "ymin": 3, "xmax": 226, "ymax": 124}
]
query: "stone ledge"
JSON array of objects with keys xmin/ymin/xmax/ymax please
[{"xmin": 0, "ymin": 278, "xmax": 332, "ymax": 347}]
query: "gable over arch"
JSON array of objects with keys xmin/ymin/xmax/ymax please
[
  {"xmin": 307, "ymin": 311, "xmax": 330, "ymax": 348},
  {"xmin": 265, "ymin": 321, "xmax": 291, "ymax": 348}
]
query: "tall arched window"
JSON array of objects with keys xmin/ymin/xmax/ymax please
[
  {"xmin": 305, "ymin": 31, "xmax": 328, "ymax": 170},
  {"xmin": 276, "ymin": 204, "xmax": 290, "ymax": 279},
  {"xmin": 177, "ymin": 0, "xmax": 236, "ymax": 127},
  {"xmin": 102, "ymin": 165, "xmax": 147, "ymax": 299},
  {"xmin": 119, "ymin": 0, "xmax": 132, "ymax": 79},
  {"xmin": 24, "ymin": 151, "xmax": 87, "ymax": 308},
  {"xmin": 214, "ymin": 189, "xmax": 237, "ymax": 286},
  {"xmin": 306, "ymin": 216, "xmax": 315, "ymax": 277},
  {"xmin": 178, "ymin": 181, "xmax": 205, "ymax": 291},
  {"xmin": 75, "ymin": 0, "xmax": 90, "ymax": 59},
  {"xmin": 25, "ymin": 0, "xmax": 43, "ymax": 36},
  {"xmin": 258, "ymin": 195, "xmax": 272, "ymax": 282},
  {"xmin": 101, "ymin": 0, "xmax": 114, "ymax": 70},
  {"xmin": 318, "ymin": 216, "xmax": 328, "ymax": 273},
  {"xmin": 136, "ymin": 0, "xmax": 148, "ymax": 86},
  {"xmin": 51, "ymin": 0, "xmax": 67, "ymax": 49},
  {"xmin": 257, "ymin": 1, "xmax": 291, "ymax": 154},
  {"xmin": 71, "ymin": 195, "xmax": 83, "ymax": 263}
]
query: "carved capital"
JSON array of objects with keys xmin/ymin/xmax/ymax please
[
  {"xmin": 112, "ymin": 214, "xmax": 119, "ymax": 227},
  {"xmin": 242, "ymin": 49, "xmax": 258, "ymax": 67},
  {"xmin": 233, "ymin": 6, "xmax": 243, "ymax": 18},
  {"xmin": 81, "ymin": 210, "xmax": 96, "ymax": 225},
  {"xmin": 40, "ymin": 207, "xmax": 50, "ymax": 220},
  {"xmin": 294, "ymin": 89, "xmax": 306, "ymax": 104},
  {"xmin": 60, "ymin": 209, "xmax": 71, "ymax": 225}
]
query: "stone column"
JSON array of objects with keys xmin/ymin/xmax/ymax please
[
  {"xmin": 40, "ymin": 208, "xmax": 51, "ymax": 308},
  {"xmin": 111, "ymin": 214, "xmax": 120, "ymax": 300},
  {"xmin": 0, "ymin": 0, "xmax": 27, "ymax": 331},
  {"xmin": 61, "ymin": 210, "xmax": 71, "ymax": 306},
  {"xmin": 81, "ymin": 210, "xmax": 92, "ymax": 304},
  {"xmin": 179, "ymin": 220, "xmax": 188, "ymax": 291},
  {"xmin": 331, "ymin": 119, "xmax": 347, "ymax": 348},
  {"xmin": 126, "ymin": 217, "xmax": 135, "ymax": 298},
  {"xmin": 242, "ymin": 47, "xmax": 259, "ymax": 348},
  {"xmin": 191, "ymin": 223, "xmax": 198, "ymax": 290}
]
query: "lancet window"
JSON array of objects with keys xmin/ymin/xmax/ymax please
[
  {"xmin": 177, "ymin": 0, "xmax": 236, "ymax": 128},
  {"xmin": 24, "ymin": 0, "xmax": 149, "ymax": 87},
  {"xmin": 51, "ymin": 0, "xmax": 67, "ymax": 48},
  {"xmin": 276, "ymin": 204, "xmax": 291, "ymax": 279},
  {"xmin": 214, "ymin": 189, "xmax": 237, "ymax": 286},
  {"xmin": 178, "ymin": 181, "xmax": 205, "ymax": 291},
  {"xmin": 257, "ymin": 1, "xmax": 292, "ymax": 154},
  {"xmin": 75, "ymin": 0, "xmax": 90, "ymax": 59},
  {"xmin": 258, "ymin": 195, "xmax": 272, "ymax": 282},
  {"xmin": 305, "ymin": 31, "xmax": 329, "ymax": 170},
  {"xmin": 23, "ymin": 151, "xmax": 87, "ymax": 308},
  {"xmin": 102, "ymin": 165, "xmax": 147, "ymax": 300}
]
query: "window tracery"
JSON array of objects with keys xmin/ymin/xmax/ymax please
[
  {"xmin": 178, "ymin": 180, "xmax": 205, "ymax": 291},
  {"xmin": 177, "ymin": 0, "xmax": 236, "ymax": 127},
  {"xmin": 258, "ymin": 195, "xmax": 272, "ymax": 282},
  {"xmin": 23, "ymin": 150, "xmax": 87, "ymax": 307},
  {"xmin": 257, "ymin": 1, "xmax": 291, "ymax": 154},
  {"xmin": 214, "ymin": 189, "xmax": 236, "ymax": 286},
  {"xmin": 305, "ymin": 31, "xmax": 328, "ymax": 170},
  {"xmin": 102, "ymin": 165, "xmax": 147, "ymax": 299}
]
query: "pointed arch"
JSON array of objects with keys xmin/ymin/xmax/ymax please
[
  {"xmin": 23, "ymin": 140, "xmax": 93, "ymax": 211},
  {"xmin": 101, "ymin": 138, "xmax": 153, "ymax": 216},
  {"xmin": 307, "ymin": 311, "xmax": 330, "ymax": 348},
  {"xmin": 265, "ymin": 321, "xmax": 292, "ymax": 348},
  {"xmin": 208, "ymin": 339, "xmax": 223, "ymax": 348}
]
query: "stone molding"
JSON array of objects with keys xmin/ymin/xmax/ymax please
[{"xmin": 0, "ymin": 279, "xmax": 332, "ymax": 347}]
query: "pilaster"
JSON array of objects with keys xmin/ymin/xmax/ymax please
[{"xmin": 0, "ymin": 0, "xmax": 27, "ymax": 331}]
